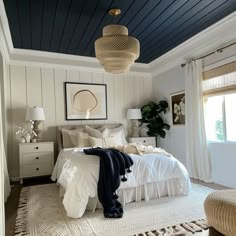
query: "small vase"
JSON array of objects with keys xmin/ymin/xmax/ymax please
[
  {"xmin": 25, "ymin": 133, "xmax": 31, "ymax": 143},
  {"xmin": 139, "ymin": 123, "xmax": 149, "ymax": 137},
  {"xmin": 20, "ymin": 136, "xmax": 26, "ymax": 143}
]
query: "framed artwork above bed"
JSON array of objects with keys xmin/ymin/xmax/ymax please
[{"xmin": 65, "ymin": 82, "xmax": 107, "ymax": 120}]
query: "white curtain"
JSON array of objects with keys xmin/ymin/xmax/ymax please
[
  {"xmin": 185, "ymin": 59, "xmax": 212, "ymax": 182},
  {"xmin": 0, "ymin": 70, "xmax": 11, "ymax": 202}
]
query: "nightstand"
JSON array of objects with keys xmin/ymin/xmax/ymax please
[
  {"xmin": 19, "ymin": 142, "xmax": 54, "ymax": 184},
  {"xmin": 128, "ymin": 137, "xmax": 156, "ymax": 147}
]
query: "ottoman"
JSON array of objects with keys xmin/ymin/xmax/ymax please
[{"xmin": 204, "ymin": 189, "xmax": 236, "ymax": 236}]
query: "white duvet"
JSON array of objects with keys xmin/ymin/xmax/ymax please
[{"xmin": 51, "ymin": 147, "xmax": 191, "ymax": 218}]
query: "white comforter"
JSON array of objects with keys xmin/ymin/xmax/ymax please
[{"xmin": 51, "ymin": 147, "xmax": 191, "ymax": 218}]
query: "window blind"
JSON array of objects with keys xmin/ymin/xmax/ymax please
[{"xmin": 202, "ymin": 61, "xmax": 236, "ymax": 96}]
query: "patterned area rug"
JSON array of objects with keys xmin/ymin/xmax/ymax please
[{"xmin": 15, "ymin": 184, "xmax": 212, "ymax": 236}]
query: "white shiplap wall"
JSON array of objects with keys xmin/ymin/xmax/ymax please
[{"xmin": 7, "ymin": 64, "xmax": 152, "ymax": 178}]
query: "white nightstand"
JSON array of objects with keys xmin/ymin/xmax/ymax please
[
  {"xmin": 19, "ymin": 142, "xmax": 54, "ymax": 184},
  {"xmin": 128, "ymin": 137, "xmax": 156, "ymax": 147}
]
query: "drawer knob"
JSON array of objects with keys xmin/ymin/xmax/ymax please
[
  {"xmin": 36, "ymin": 168, "xmax": 39, "ymax": 171},
  {"xmin": 36, "ymin": 157, "xmax": 39, "ymax": 160},
  {"xmin": 35, "ymin": 147, "xmax": 39, "ymax": 149},
  {"xmin": 143, "ymin": 140, "xmax": 146, "ymax": 142}
]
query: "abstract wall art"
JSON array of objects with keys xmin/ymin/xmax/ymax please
[{"xmin": 65, "ymin": 82, "xmax": 107, "ymax": 120}]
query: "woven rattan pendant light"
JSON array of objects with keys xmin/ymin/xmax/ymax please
[{"xmin": 95, "ymin": 9, "xmax": 140, "ymax": 74}]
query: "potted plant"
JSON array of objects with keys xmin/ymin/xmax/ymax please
[{"xmin": 141, "ymin": 100, "xmax": 170, "ymax": 138}]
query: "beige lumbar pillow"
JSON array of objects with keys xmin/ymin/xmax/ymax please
[
  {"xmin": 69, "ymin": 131, "xmax": 90, "ymax": 147},
  {"xmin": 61, "ymin": 128, "xmax": 85, "ymax": 148}
]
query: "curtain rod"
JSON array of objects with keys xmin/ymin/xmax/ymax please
[{"xmin": 181, "ymin": 41, "xmax": 236, "ymax": 67}]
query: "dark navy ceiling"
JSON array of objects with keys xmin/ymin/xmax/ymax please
[{"xmin": 3, "ymin": 0, "xmax": 236, "ymax": 63}]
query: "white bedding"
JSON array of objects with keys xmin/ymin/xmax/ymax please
[{"xmin": 51, "ymin": 147, "xmax": 191, "ymax": 218}]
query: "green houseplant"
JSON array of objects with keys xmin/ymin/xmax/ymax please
[{"xmin": 141, "ymin": 101, "xmax": 170, "ymax": 138}]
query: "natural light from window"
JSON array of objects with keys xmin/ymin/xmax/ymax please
[
  {"xmin": 225, "ymin": 93, "xmax": 236, "ymax": 141},
  {"xmin": 204, "ymin": 93, "xmax": 236, "ymax": 142},
  {"xmin": 205, "ymin": 96, "xmax": 223, "ymax": 142}
]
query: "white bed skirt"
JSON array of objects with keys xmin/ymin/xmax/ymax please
[{"xmin": 59, "ymin": 177, "xmax": 189, "ymax": 212}]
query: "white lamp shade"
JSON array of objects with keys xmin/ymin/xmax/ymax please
[
  {"xmin": 26, "ymin": 107, "xmax": 45, "ymax": 121},
  {"xmin": 127, "ymin": 108, "xmax": 142, "ymax": 120}
]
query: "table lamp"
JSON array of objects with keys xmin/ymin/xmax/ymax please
[
  {"xmin": 127, "ymin": 108, "xmax": 142, "ymax": 137},
  {"xmin": 26, "ymin": 106, "xmax": 45, "ymax": 140}
]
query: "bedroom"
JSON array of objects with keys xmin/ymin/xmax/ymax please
[{"xmin": 0, "ymin": 0, "xmax": 236, "ymax": 235}]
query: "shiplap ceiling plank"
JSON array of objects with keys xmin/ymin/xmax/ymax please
[
  {"xmin": 4, "ymin": 0, "xmax": 236, "ymax": 63},
  {"xmin": 30, "ymin": 0, "xmax": 44, "ymax": 50}
]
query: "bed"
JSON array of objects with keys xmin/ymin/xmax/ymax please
[{"xmin": 51, "ymin": 124, "xmax": 191, "ymax": 218}]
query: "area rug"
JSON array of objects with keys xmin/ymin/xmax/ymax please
[{"xmin": 15, "ymin": 184, "xmax": 213, "ymax": 236}]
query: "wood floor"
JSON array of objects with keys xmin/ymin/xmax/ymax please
[{"xmin": 5, "ymin": 177, "xmax": 228, "ymax": 236}]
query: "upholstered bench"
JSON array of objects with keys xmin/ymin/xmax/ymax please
[{"xmin": 204, "ymin": 189, "xmax": 236, "ymax": 235}]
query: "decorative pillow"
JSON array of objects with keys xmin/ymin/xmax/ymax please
[
  {"xmin": 107, "ymin": 126, "xmax": 128, "ymax": 145},
  {"xmin": 61, "ymin": 128, "xmax": 84, "ymax": 148},
  {"xmin": 85, "ymin": 126, "xmax": 109, "ymax": 138},
  {"xmin": 69, "ymin": 131, "xmax": 90, "ymax": 147},
  {"xmin": 89, "ymin": 136, "xmax": 118, "ymax": 148}
]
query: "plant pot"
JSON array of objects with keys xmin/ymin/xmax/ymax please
[
  {"xmin": 20, "ymin": 136, "xmax": 26, "ymax": 143},
  {"xmin": 25, "ymin": 133, "xmax": 31, "ymax": 143},
  {"xmin": 139, "ymin": 123, "xmax": 149, "ymax": 137}
]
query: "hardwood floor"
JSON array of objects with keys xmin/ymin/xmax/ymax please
[
  {"xmin": 5, "ymin": 178, "xmax": 228, "ymax": 236},
  {"xmin": 5, "ymin": 176, "xmax": 53, "ymax": 236}
]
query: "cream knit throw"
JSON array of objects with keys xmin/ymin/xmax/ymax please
[{"xmin": 112, "ymin": 143, "xmax": 172, "ymax": 156}]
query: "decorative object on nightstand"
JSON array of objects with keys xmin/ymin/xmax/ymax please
[
  {"xmin": 26, "ymin": 106, "xmax": 45, "ymax": 141},
  {"xmin": 139, "ymin": 123, "xmax": 149, "ymax": 137},
  {"xmin": 19, "ymin": 142, "xmax": 54, "ymax": 184},
  {"xmin": 128, "ymin": 137, "xmax": 156, "ymax": 147},
  {"xmin": 15, "ymin": 125, "xmax": 36, "ymax": 143},
  {"xmin": 127, "ymin": 108, "xmax": 142, "ymax": 137}
]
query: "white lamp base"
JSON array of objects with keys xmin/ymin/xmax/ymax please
[{"xmin": 131, "ymin": 120, "xmax": 140, "ymax": 137}]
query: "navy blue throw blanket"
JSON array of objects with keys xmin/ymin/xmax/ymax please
[{"xmin": 84, "ymin": 147, "xmax": 134, "ymax": 218}]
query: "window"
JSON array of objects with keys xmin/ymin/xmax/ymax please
[
  {"xmin": 203, "ymin": 62, "xmax": 236, "ymax": 142},
  {"xmin": 204, "ymin": 93, "xmax": 236, "ymax": 142}
]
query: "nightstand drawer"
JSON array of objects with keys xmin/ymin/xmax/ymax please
[
  {"xmin": 22, "ymin": 152, "xmax": 52, "ymax": 165},
  {"xmin": 22, "ymin": 163, "xmax": 52, "ymax": 177},
  {"xmin": 20, "ymin": 143, "xmax": 53, "ymax": 153},
  {"xmin": 128, "ymin": 137, "xmax": 156, "ymax": 147}
]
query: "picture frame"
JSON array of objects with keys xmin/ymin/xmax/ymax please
[
  {"xmin": 170, "ymin": 91, "xmax": 185, "ymax": 125},
  {"xmin": 65, "ymin": 82, "xmax": 107, "ymax": 120}
]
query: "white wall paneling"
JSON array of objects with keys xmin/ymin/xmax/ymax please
[
  {"xmin": 7, "ymin": 63, "xmax": 153, "ymax": 178},
  {"xmin": 10, "ymin": 65, "xmax": 27, "ymax": 177}
]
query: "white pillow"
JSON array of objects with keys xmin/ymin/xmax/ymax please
[
  {"xmin": 89, "ymin": 136, "xmax": 118, "ymax": 148},
  {"xmin": 107, "ymin": 126, "xmax": 128, "ymax": 145},
  {"xmin": 85, "ymin": 126, "xmax": 109, "ymax": 138},
  {"xmin": 69, "ymin": 131, "xmax": 90, "ymax": 147}
]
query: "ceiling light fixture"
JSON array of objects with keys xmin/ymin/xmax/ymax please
[{"xmin": 95, "ymin": 8, "xmax": 140, "ymax": 74}]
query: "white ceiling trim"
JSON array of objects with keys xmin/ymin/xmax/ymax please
[
  {"xmin": 9, "ymin": 48, "xmax": 151, "ymax": 75},
  {"xmin": 150, "ymin": 11, "xmax": 236, "ymax": 77}
]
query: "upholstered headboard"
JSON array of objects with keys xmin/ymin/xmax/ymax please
[{"xmin": 57, "ymin": 123, "xmax": 125, "ymax": 152}]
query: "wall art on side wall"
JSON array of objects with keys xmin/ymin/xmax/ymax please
[
  {"xmin": 65, "ymin": 82, "xmax": 107, "ymax": 120},
  {"xmin": 170, "ymin": 91, "xmax": 185, "ymax": 125}
]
